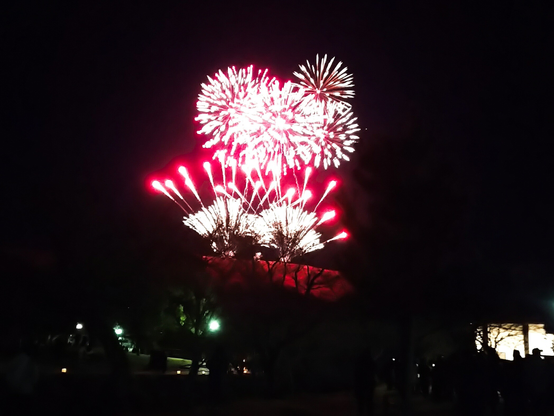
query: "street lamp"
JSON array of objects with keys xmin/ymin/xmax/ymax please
[
  {"xmin": 76, "ymin": 323, "xmax": 83, "ymax": 330},
  {"xmin": 208, "ymin": 319, "xmax": 220, "ymax": 332}
]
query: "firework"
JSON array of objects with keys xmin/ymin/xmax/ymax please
[
  {"xmin": 184, "ymin": 197, "xmax": 261, "ymax": 257},
  {"xmin": 259, "ymin": 204, "xmax": 344, "ymax": 262},
  {"xmin": 241, "ymin": 80, "xmax": 313, "ymax": 172},
  {"xmin": 293, "ymin": 54, "xmax": 354, "ymax": 111},
  {"xmin": 151, "ymin": 163, "xmax": 346, "ymax": 260},
  {"xmin": 196, "ymin": 65, "xmax": 272, "ymax": 155},
  {"xmin": 196, "ymin": 55, "xmax": 359, "ymax": 175},
  {"xmin": 304, "ymin": 104, "xmax": 359, "ymax": 169}
]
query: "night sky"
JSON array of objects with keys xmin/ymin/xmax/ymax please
[{"xmin": 3, "ymin": 1, "xmax": 553, "ymax": 270}]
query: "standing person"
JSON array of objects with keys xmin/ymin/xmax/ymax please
[
  {"xmin": 502, "ymin": 349, "xmax": 526, "ymax": 416},
  {"xmin": 354, "ymin": 346, "xmax": 377, "ymax": 416},
  {"xmin": 483, "ymin": 346, "xmax": 501, "ymax": 413},
  {"xmin": 148, "ymin": 342, "xmax": 167, "ymax": 373},
  {"xmin": 3, "ymin": 343, "xmax": 39, "ymax": 414},
  {"xmin": 526, "ymin": 348, "xmax": 548, "ymax": 415},
  {"xmin": 207, "ymin": 343, "xmax": 228, "ymax": 403}
]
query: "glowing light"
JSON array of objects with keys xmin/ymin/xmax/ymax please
[
  {"xmin": 165, "ymin": 180, "xmax": 185, "ymax": 201},
  {"xmin": 177, "ymin": 370, "xmax": 182, "ymax": 375},
  {"xmin": 315, "ymin": 180, "xmax": 338, "ymax": 210},
  {"xmin": 326, "ymin": 231, "xmax": 348, "ymax": 242},
  {"xmin": 114, "ymin": 326, "xmax": 123, "ymax": 336},
  {"xmin": 61, "ymin": 368, "xmax": 67, "ymax": 373},
  {"xmin": 318, "ymin": 210, "xmax": 336, "ymax": 225},
  {"xmin": 178, "ymin": 166, "xmax": 202, "ymax": 203},
  {"xmin": 152, "ymin": 180, "xmax": 163, "ymax": 191},
  {"xmin": 285, "ymin": 188, "xmax": 295, "ymax": 201},
  {"xmin": 209, "ymin": 319, "xmax": 220, "ymax": 331},
  {"xmin": 76, "ymin": 323, "xmax": 83, "ymax": 330},
  {"xmin": 476, "ymin": 324, "xmax": 554, "ymax": 360}
]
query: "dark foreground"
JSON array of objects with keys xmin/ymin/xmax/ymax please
[
  {"xmin": 3, "ymin": 372, "xmax": 554, "ymax": 416},
  {"xmin": 0, "ymin": 372, "xmax": 483, "ymax": 416}
]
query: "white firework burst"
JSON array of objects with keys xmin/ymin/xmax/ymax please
[
  {"xmin": 258, "ymin": 204, "xmax": 324, "ymax": 262},
  {"xmin": 293, "ymin": 54, "xmax": 355, "ymax": 112},
  {"xmin": 184, "ymin": 197, "xmax": 261, "ymax": 257},
  {"xmin": 305, "ymin": 104, "xmax": 360, "ymax": 169},
  {"xmin": 196, "ymin": 65, "xmax": 272, "ymax": 154}
]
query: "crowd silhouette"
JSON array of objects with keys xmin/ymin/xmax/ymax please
[{"xmin": 418, "ymin": 347, "xmax": 554, "ymax": 415}]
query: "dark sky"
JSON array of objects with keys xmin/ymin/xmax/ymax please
[{"xmin": 2, "ymin": 1, "xmax": 553, "ymax": 267}]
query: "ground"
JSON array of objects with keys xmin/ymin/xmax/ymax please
[{"xmin": 188, "ymin": 387, "xmax": 458, "ymax": 416}]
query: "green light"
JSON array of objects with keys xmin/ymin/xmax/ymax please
[{"xmin": 208, "ymin": 320, "xmax": 220, "ymax": 332}]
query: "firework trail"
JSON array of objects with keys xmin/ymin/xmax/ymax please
[{"xmin": 151, "ymin": 164, "xmax": 346, "ymax": 260}]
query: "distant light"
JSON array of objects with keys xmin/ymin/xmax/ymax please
[
  {"xmin": 432, "ymin": 363, "xmax": 436, "ymax": 367},
  {"xmin": 114, "ymin": 326, "xmax": 123, "ymax": 336},
  {"xmin": 61, "ymin": 368, "xmax": 67, "ymax": 373},
  {"xmin": 208, "ymin": 320, "xmax": 220, "ymax": 332},
  {"xmin": 392, "ymin": 358, "xmax": 396, "ymax": 361},
  {"xmin": 176, "ymin": 370, "xmax": 181, "ymax": 375},
  {"xmin": 76, "ymin": 323, "xmax": 83, "ymax": 330}
]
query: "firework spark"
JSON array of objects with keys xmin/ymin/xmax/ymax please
[
  {"xmin": 184, "ymin": 197, "xmax": 261, "ymax": 257},
  {"xmin": 293, "ymin": 54, "xmax": 354, "ymax": 111},
  {"xmin": 151, "ymin": 164, "xmax": 346, "ymax": 260},
  {"xmin": 196, "ymin": 65, "xmax": 272, "ymax": 155},
  {"xmin": 304, "ymin": 104, "xmax": 359, "ymax": 169},
  {"xmin": 258, "ymin": 204, "xmax": 345, "ymax": 262},
  {"xmin": 196, "ymin": 55, "xmax": 359, "ymax": 175}
]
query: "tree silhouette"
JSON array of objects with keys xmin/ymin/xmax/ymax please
[{"xmin": 338, "ymin": 125, "xmax": 469, "ymax": 414}]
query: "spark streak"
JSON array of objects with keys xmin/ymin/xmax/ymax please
[{"xmin": 152, "ymin": 165, "xmax": 345, "ymax": 260}]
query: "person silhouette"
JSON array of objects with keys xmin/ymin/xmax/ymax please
[
  {"xmin": 526, "ymin": 348, "xmax": 548, "ymax": 415},
  {"xmin": 207, "ymin": 343, "xmax": 228, "ymax": 403},
  {"xmin": 3, "ymin": 343, "xmax": 39, "ymax": 414},
  {"xmin": 502, "ymin": 350, "xmax": 525, "ymax": 415},
  {"xmin": 354, "ymin": 346, "xmax": 376, "ymax": 416}
]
